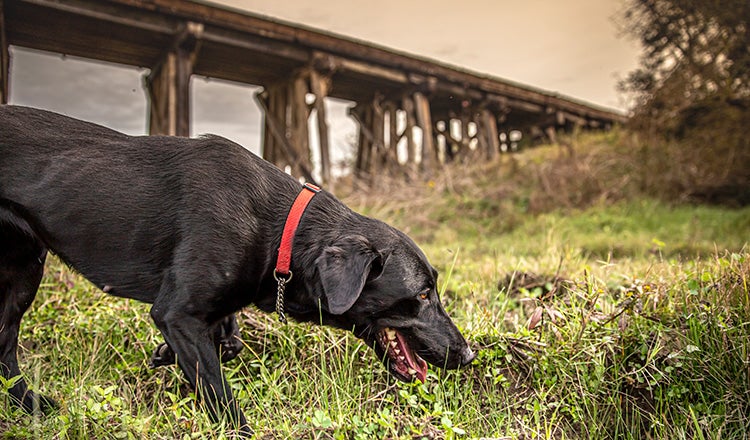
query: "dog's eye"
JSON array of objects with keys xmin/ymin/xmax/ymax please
[{"xmin": 418, "ymin": 290, "xmax": 430, "ymax": 300}]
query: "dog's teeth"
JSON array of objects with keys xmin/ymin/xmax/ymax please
[
  {"xmin": 398, "ymin": 355, "xmax": 405, "ymax": 361},
  {"xmin": 390, "ymin": 341, "xmax": 398, "ymax": 348},
  {"xmin": 407, "ymin": 368, "xmax": 417, "ymax": 375},
  {"xmin": 386, "ymin": 328, "xmax": 397, "ymax": 340},
  {"xmin": 394, "ymin": 348, "xmax": 401, "ymax": 355}
]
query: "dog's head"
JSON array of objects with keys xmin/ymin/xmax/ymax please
[{"xmin": 310, "ymin": 229, "xmax": 475, "ymax": 382}]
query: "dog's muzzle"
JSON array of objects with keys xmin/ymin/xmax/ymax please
[{"xmin": 459, "ymin": 345, "xmax": 476, "ymax": 366}]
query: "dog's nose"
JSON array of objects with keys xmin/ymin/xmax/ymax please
[{"xmin": 460, "ymin": 346, "xmax": 476, "ymax": 366}]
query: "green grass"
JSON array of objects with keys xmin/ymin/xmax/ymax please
[{"xmin": 2, "ymin": 134, "xmax": 750, "ymax": 439}]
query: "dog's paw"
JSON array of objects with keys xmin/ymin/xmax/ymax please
[
  {"xmin": 215, "ymin": 315, "xmax": 243, "ymax": 364},
  {"xmin": 149, "ymin": 342, "xmax": 176, "ymax": 368},
  {"xmin": 219, "ymin": 337, "xmax": 243, "ymax": 363}
]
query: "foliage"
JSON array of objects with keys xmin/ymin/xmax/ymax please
[
  {"xmin": 619, "ymin": 0, "xmax": 750, "ymax": 113},
  {"xmin": 617, "ymin": 0, "xmax": 750, "ymax": 203},
  {"xmin": 2, "ymin": 134, "xmax": 750, "ymax": 438}
]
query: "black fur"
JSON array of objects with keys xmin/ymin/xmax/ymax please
[{"xmin": 0, "ymin": 105, "xmax": 474, "ymax": 434}]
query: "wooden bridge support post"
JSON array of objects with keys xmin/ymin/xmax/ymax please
[
  {"xmin": 0, "ymin": 0, "xmax": 8, "ymax": 104},
  {"xmin": 544, "ymin": 126, "xmax": 558, "ymax": 145},
  {"xmin": 383, "ymin": 101, "xmax": 400, "ymax": 169},
  {"xmin": 475, "ymin": 111, "xmax": 488, "ymax": 159},
  {"xmin": 145, "ymin": 22, "xmax": 203, "ymax": 136},
  {"xmin": 413, "ymin": 92, "xmax": 436, "ymax": 172},
  {"xmin": 351, "ymin": 104, "xmax": 372, "ymax": 176},
  {"xmin": 261, "ymin": 83, "xmax": 289, "ymax": 167},
  {"xmin": 441, "ymin": 116, "xmax": 462, "ymax": 162},
  {"xmin": 432, "ymin": 120, "xmax": 443, "ymax": 164},
  {"xmin": 495, "ymin": 107, "xmax": 510, "ymax": 152},
  {"xmin": 479, "ymin": 108, "xmax": 500, "ymax": 160},
  {"xmin": 371, "ymin": 97, "xmax": 386, "ymax": 173},
  {"xmin": 259, "ymin": 72, "xmax": 316, "ymax": 182},
  {"xmin": 460, "ymin": 112, "xmax": 472, "ymax": 157},
  {"xmin": 351, "ymin": 96, "xmax": 389, "ymax": 177},
  {"xmin": 290, "ymin": 75, "xmax": 310, "ymax": 170},
  {"xmin": 288, "ymin": 71, "xmax": 317, "ymax": 177},
  {"xmin": 401, "ymin": 96, "xmax": 418, "ymax": 170},
  {"xmin": 255, "ymin": 88, "xmax": 317, "ymax": 184},
  {"xmin": 309, "ymin": 69, "xmax": 332, "ymax": 185}
]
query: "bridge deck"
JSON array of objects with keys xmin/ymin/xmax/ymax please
[{"xmin": 1, "ymin": 0, "xmax": 626, "ymax": 181}]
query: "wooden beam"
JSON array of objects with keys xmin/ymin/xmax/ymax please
[
  {"xmin": 290, "ymin": 73, "xmax": 310, "ymax": 170},
  {"xmin": 19, "ymin": 0, "xmax": 179, "ymax": 35},
  {"xmin": 350, "ymin": 104, "xmax": 373, "ymax": 175},
  {"xmin": 332, "ymin": 56, "xmax": 409, "ymax": 85},
  {"xmin": 487, "ymin": 94, "xmax": 544, "ymax": 114},
  {"xmin": 434, "ymin": 81, "xmax": 483, "ymax": 101},
  {"xmin": 401, "ymin": 95, "xmax": 417, "ymax": 167},
  {"xmin": 384, "ymin": 101, "xmax": 399, "ymax": 165},
  {"xmin": 145, "ymin": 51, "xmax": 178, "ymax": 135},
  {"xmin": 145, "ymin": 21, "xmax": 203, "ymax": 136},
  {"xmin": 559, "ymin": 110, "xmax": 588, "ymax": 126},
  {"xmin": 460, "ymin": 112, "xmax": 472, "ymax": 157},
  {"xmin": 174, "ymin": 22, "xmax": 201, "ymax": 137},
  {"xmin": 475, "ymin": 114, "xmax": 489, "ymax": 159},
  {"xmin": 349, "ymin": 107, "xmax": 374, "ymax": 145},
  {"xmin": 261, "ymin": 83, "xmax": 286, "ymax": 165},
  {"xmin": 480, "ymin": 108, "xmax": 500, "ymax": 160},
  {"xmin": 0, "ymin": 0, "xmax": 8, "ymax": 104},
  {"xmin": 350, "ymin": 105, "xmax": 383, "ymax": 168},
  {"xmin": 371, "ymin": 97, "xmax": 385, "ymax": 171},
  {"xmin": 309, "ymin": 69, "xmax": 331, "ymax": 185},
  {"xmin": 413, "ymin": 92, "xmax": 436, "ymax": 171},
  {"xmin": 254, "ymin": 90, "xmax": 317, "ymax": 184},
  {"xmin": 202, "ymin": 27, "xmax": 309, "ymax": 62},
  {"xmin": 261, "ymin": 76, "xmax": 315, "ymax": 180},
  {"xmin": 545, "ymin": 126, "xmax": 558, "ymax": 144}
]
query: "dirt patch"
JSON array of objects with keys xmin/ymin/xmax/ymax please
[{"xmin": 497, "ymin": 271, "xmax": 573, "ymax": 298}]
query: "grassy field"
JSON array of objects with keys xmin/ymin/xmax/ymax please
[{"xmin": 2, "ymin": 135, "xmax": 749, "ymax": 439}]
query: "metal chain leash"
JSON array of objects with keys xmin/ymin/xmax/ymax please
[{"xmin": 274, "ymin": 270, "xmax": 292, "ymax": 324}]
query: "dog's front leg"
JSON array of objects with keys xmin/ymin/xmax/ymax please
[{"xmin": 150, "ymin": 301, "xmax": 249, "ymax": 436}]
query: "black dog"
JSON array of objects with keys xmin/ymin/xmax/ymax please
[{"xmin": 0, "ymin": 105, "xmax": 475, "ymax": 433}]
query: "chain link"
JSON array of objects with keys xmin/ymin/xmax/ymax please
[{"xmin": 274, "ymin": 270, "xmax": 292, "ymax": 324}]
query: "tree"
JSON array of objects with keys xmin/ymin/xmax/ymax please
[
  {"xmin": 619, "ymin": 0, "xmax": 750, "ymax": 204},
  {"xmin": 620, "ymin": 0, "xmax": 749, "ymax": 129}
]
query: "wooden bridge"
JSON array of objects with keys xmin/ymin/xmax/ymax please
[{"xmin": 0, "ymin": 0, "xmax": 626, "ymax": 184}]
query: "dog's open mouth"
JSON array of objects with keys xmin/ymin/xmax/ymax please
[{"xmin": 376, "ymin": 327, "xmax": 428, "ymax": 382}]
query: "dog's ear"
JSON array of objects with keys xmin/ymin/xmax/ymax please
[{"xmin": 314, "ymin": 234, "xmax": 389, "ymax": 315}]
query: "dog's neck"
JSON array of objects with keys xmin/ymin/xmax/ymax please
[
  {"xmin": 274, "ymin": 183, "xmax": 320, "ymax": 278},
  {"xmin": 272, "ymin": 190, "xmax": 368, "ymax": 324},
  {"xmin": 273, "ymin": 184, "xmax": 321, "ymax": 323}
]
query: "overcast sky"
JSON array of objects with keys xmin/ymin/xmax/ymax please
[{"xmin": 8, "ymin": 0, "xmax": 641, "ymax": 154}]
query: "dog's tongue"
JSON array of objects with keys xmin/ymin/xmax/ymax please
[
  {"xmin": 396, "ymin": 331, "xmax": 427, "ymax": 382},
  {"xmin": 411, "ymin": 353, "xmax": 428, "ymax": 383}
]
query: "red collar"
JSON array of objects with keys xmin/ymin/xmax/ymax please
[{"xmin": 275, "ymin": 183, "xmax": 321, "ymax": 277}]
